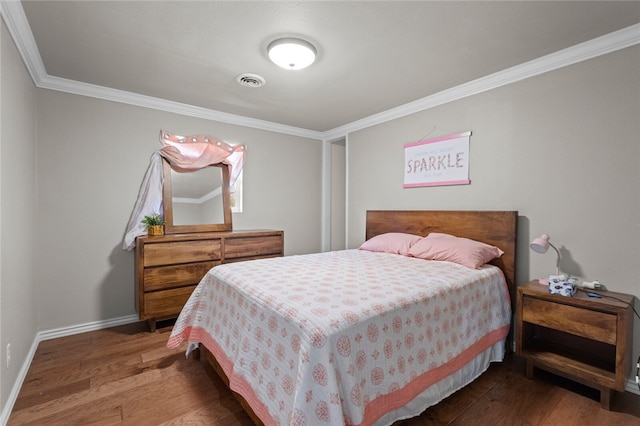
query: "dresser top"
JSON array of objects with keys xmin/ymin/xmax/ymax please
[{"xmin": 136, "ymin": 229, "xmax": 283, "ymax": 244}]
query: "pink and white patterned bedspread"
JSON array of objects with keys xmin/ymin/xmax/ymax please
[{"xmin": 167, "ymin": 250, "xmax": 511, "ymax": 426}]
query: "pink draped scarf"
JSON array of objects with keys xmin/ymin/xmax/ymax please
[{"xmin": 159, "ymin": 130, "xmax": 245, "ymax": 186}]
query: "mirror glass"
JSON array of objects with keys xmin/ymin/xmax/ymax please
[
  {"xmin": 171, "ymin": 167, "xmax": 225, "ymax": 225},
  {"xmin": 162, "ymin": 158, "xmax": 232, "ymax": 233}
]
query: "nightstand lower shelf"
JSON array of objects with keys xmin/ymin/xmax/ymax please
[{"xmin": 521, "ymin": 348, "xmax": 618, "ymax": 409}]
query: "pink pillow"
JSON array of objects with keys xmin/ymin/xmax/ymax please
[
  {"xmin": 408, "ymin": 232, "xmax": 504, "ymax": 269},
  {"xmin": 359, "ymin": 233, "xmax": 423, "ymax": 256}
]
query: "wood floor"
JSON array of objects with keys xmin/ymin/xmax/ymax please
[{"xmin": 8, "ymin": 321, "xmax": 640, "ymax": 426}]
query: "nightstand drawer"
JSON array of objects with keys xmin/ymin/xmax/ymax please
[{"xmin": 522, "ymin": 297, "xmax": 617, "ymax": 344}]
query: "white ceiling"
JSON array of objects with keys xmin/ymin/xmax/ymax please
[{"xmin": 11, "ymin": 1, "xmax": 640, "ymax": 134}]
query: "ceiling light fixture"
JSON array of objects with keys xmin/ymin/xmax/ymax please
[{"xmin": 267, "ymin": 37, "xmax": 317, "ymax": 70}]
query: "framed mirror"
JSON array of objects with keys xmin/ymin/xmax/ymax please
[{"xmin": 162, "ymin": 158, "xmax": 232, "ymax": 234}]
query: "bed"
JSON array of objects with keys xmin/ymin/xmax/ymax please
[{"xmin": 167, "ymin": 210, "xmax": 517, "ymax": 425}]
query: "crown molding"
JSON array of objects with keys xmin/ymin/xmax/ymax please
[
  {"xmin": 322, "ymin": 23, "xmax": 640, "ymax": 141},
  {"xmin": 37, "ymin": 74, "xmax": 324, "ymax": 140},
  {"xmin": 0, "ymin": 0, "xmax": 47, "ymax": 84},
  {"xmin": 2, "ymin": 2, "xmax": 638, "ymax": 142}
]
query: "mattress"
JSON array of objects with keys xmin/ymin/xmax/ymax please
[{"xmin": 168, "ymin": 249, "xmax": 512, "ymax": 425}]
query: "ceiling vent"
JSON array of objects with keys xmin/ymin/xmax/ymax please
[{"xmin": 236, "ymin": 73, "xmax": 266, "ymax": 88}]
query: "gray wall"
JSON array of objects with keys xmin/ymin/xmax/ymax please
[
  {"xmin": 346, "ymin": 46, "xmax": 640, "ymax": 380},
  {"xmin": 0, "ymin": 22, "xmax": 39, "ymax": 416},
  {"xmin": 34, "ymin": 89, "xmax": 322, "ymax": 330}
]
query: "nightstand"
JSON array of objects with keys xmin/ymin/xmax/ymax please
[{"xmin": 515, "ymin": 280, "xmax": 634, "ymax": 409}]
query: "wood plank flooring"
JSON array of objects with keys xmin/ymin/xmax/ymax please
[{"xmin": 8, "ymin": 321, "xmax": 640, "ymax": 425}]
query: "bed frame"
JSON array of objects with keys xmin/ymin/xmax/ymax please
[{"xmin": 196, "ymin": 210, "xmax": 518, "ymax": 425}]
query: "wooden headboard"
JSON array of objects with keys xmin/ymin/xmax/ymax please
[{"xmin": 366, "ymin": 210, "xmax": 518, "ymax": 305}]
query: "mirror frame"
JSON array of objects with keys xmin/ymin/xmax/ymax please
[{"xmin": 162, "ymin": 157, "xmax": 233, "ymax": 234}]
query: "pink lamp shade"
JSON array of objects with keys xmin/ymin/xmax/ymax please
[
  {"xmin": 530, "ymin": 233, "xmax": 561, "ymax": 283},
  {"xmin": 530, "ymin": 234, "xmax": 551, "ymax": 254}
]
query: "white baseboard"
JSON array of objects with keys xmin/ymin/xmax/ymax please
[
  {"xmin": 0, "ymin": 314, "xmax": 139, "ymax": 426},
  {"xmin": 626, "ymin": 378, "xmax": 640, "ymax": 396},
  {"xmin": 0, "ymin": 334, "xmax": 39, "ymax": 426},
  {"xmin": 37, "ymin": 314, "xmax": 139, "ymax": 342}
]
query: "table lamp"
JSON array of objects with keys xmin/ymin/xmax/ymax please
[{"xmin": 530, "ymin": 233, "xmax": 560, "ymax": 284}]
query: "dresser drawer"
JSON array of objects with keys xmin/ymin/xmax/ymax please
[
  {"xmin": 143, "ymin": 285, "xmax": 196, "ymax": 317},
  {"xmin": 143, "ymin": 260, "xmax": 219, "ymax": 292},
  {"xmin": 143, "ymin": 239, "xmax": 221, "ymax": 267},
  {"xmin": 522, "ymin": 296, "xmax": 617, "ymax": 344},
  {"xmin": 225, "ymin": 235, "xmax": 283, "ymax": 259}
]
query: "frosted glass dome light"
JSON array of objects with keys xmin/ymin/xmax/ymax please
[{"xmin": 267, "ymin": 38, "xmax": 317, "ymax": 70}]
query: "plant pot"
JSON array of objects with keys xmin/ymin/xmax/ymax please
[{"xmin": 148, "ymin": 225, "xmax": 164, "ymax": 236}]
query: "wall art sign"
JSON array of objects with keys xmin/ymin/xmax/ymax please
[{"xmin": 403, "ymin": 131, "xmax": 471, "ymax": 188}]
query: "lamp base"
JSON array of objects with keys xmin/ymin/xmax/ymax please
[{"xmin": 537, "ymin": 274, "xmax": 569, "ymax": 286}]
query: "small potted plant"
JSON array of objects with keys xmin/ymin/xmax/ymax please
[{"xmin": 142, "ymin": 213, "xmax": 166, "ymax": 236}]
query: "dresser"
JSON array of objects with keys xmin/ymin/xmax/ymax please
[{"xmin": 135, "ymin": 229, "xmax": 284, "ymax": 331}]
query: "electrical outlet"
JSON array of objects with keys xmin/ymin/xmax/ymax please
[{"xmin": 6, "ymin": 343, "xmax": 10, "ymax": 369}]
